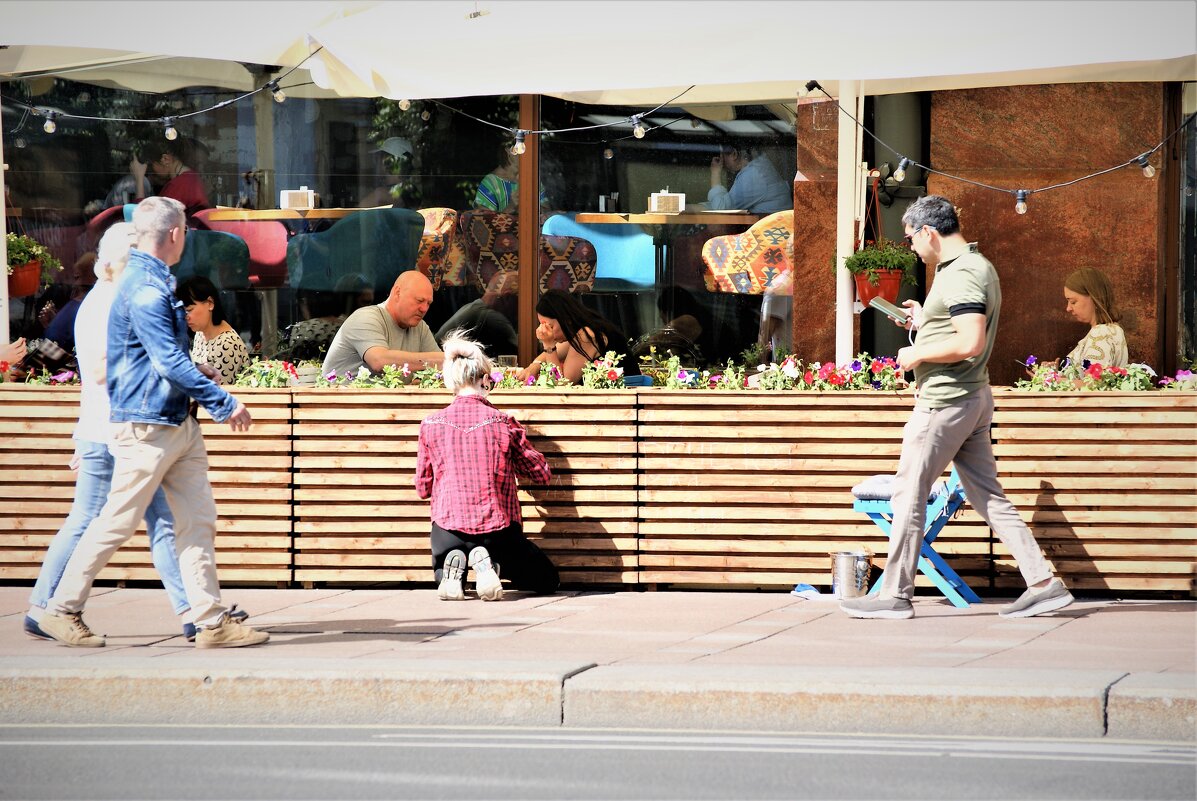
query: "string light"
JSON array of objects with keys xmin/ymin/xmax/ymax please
[
  {"xmin": 265, "ymin": 79, "xmax": 286, "ymax": 104},
  {"xmin": 603, "ymin": 146, "xmax": 614, "ymax": 160},
  {"xmin": 510, "ymin": 130, "xmax": 526, "ymax": 155},
  {"xmin": 631, "ymin": 114, "xmax": 646, "ymax": 139},
  {"xmin": 805, "ymin": 82, "xmax": 1194, "ymax": 214},
  {"xmin": 398, "ymin": 99, "xmax": 412, "ymax": 111},
  {"xmin": 420, "ymin": 109, "xmax": 431, "ymax": 121},
  {"xmin": 41, "ymin": 110, "xmax": 57, "ymax": 134},
  {"xmin": 1135, "ymin": 153, "xmax": 1156, "ymax": 178}
]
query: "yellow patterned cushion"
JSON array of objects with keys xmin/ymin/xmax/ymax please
[{"xmin": 701, "ymin": 210, "xmax": 793, "ymax": 294}]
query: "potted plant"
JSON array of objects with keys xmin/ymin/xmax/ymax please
[
  {"xmin": 839, "ymin": 239, "xmax": 918, "ymax": 306},
  {"xmin": 6, "ymin": 232, "xmax": 64, "ymax": 298}
]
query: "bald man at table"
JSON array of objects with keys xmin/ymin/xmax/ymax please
[{"xmin": 321, "ymin": 271, "xmax": 444, "ymax": 378}]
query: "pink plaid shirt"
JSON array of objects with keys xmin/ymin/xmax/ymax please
[{"xmin": 415, "ymin": 394, "xmax": 551, "ymax": 534}]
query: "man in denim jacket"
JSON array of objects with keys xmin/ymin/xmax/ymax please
[{"xmin": 39, "ymin": 197, "xmax": 269, "ymax": 648}]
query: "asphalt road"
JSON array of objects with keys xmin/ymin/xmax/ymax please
[{"xmin": 1, "ymin": 725, "xmax": 1193, "ymax": 800}]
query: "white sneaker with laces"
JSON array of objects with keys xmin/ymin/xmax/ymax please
[
  {"xmin": 469, "ymin": 547, "xmax": 503, "ymax": 601},
  {"xmin": 438, "ymin": 549, "xmax": 466, "ymax": 601}
]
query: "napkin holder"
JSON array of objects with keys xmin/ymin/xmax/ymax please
[
  {"xmin": 280, "ymin": 186, "xmax": 318, "ymax": 210},
  {"xmin": 648, "ymin": 188, "xmax": 685, "ymax": 214}
]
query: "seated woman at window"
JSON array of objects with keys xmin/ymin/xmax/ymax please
[
  {"xmin": 177, "ymin": 276, "xmax": 249, "ymax": 385},
  {"xmin": 517, "ymin": 289, "xmax": 630, "ymax": 384},
  {"xmin": 1062, "ymin": 267, "xmax": 1128, "ymax": 367}
]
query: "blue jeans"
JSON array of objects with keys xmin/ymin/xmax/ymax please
[{"xmin": 29, "ymin": 440, "xmax": 189, "ymax": 615}]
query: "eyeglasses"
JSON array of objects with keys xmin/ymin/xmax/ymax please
[{"xmin": 903, "ymin": 226, "xmax": 928, "ymax": 244}]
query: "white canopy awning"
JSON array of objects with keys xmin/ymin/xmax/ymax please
[{"xmin": 1, "ymin": 1, "xmax": 1194, "ymax": 102}]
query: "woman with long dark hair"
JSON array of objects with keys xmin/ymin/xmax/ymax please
[{"xmin": 517, "ymin": 289, "xmax": 628, "ymax": 384}]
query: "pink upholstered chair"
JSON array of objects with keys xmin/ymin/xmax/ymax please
[
  {"xmin": 192, "ymin": 208, "xmax": 289, "ymax": 289},
  {"xmin": 700, "ymin": 210, "xmax": 793, "ymax": 294}
]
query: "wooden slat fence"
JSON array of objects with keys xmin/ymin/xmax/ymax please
[
  {"xmin": 3, "ymin": 385, "xmax": 1193, "ymax": 593},
  {"xmin": 0, "ymin": 385, "xmax": 292, "ymax": 585},
  {"xmin": 989, "ymin": 390, "xmax": 1197, "ymax": 592},
  {"xmin": 291, "ymin": 388, "xmax": 638, "ymax": 586}
]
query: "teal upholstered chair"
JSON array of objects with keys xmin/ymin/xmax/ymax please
[
  {"xmin": 287, "ymin": 208, "xmax": 424, "ymax": 298},
  {"xmin": 541, "ymin": 213, "xmax": 655, "ymax": 289},
  {"xmin": 173, "ymin": 229, "xmax": 250, "ymax": 290}
]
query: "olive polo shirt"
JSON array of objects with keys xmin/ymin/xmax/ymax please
[{"xmin": 913, "ymin": 243, "xmax": 1001, "ymax": 408}]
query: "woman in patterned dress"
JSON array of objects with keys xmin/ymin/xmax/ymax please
[
  {"xmin": 177, "ymin": 276, "xmax": 249, "ymax": 384},
  {"xmin": 1063, "ymin": 267, "xmax": 1129, "ymax": 368}
]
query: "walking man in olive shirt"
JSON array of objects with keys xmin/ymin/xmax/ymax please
[
  {"xmin": 841, "ymin": 195, "xmax": 1073, "ymax": 620},
  {"xmin": 322, "ymin": 270, "xmax": 444, "ymax": 377}
]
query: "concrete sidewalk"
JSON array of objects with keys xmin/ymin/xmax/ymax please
[{"xmin": 1, "ymin": 587, "xmax": 1194, "ymax": 742}]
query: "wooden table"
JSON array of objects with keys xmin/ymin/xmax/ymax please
[{"xmin": 206, "ymin": 206, "xmax": 393, "ymax": 222}]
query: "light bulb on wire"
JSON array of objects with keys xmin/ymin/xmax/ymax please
[
  {"xmin": 162, "ymin": 117, "xmax": 178, "ymax": 141},
  {"xmin": 1014, "ymin": 189, "xmax": 1029, "ymax": 215},
  {"xmin": 630, "ymin": 115, "xmax": 646, "ymax": 139},
  {"xmin": 265, "ymin": 80, "xmax": 286, "ymax": 104},
  {"xmin": 603, "ymin": 146, "xmax": 614, "ymax": 160},
  {"xmin": 41, "ymin": 111, "xmax": 57, "ymax": 134},
  {"xmin": 510, "ymin": 130, "xmax": 526, "ymax": 156},
  {"xmin": 892, "ymin": 157, "xmax": 913, "ymax": 183},
  {"xmin": 420, "ymin": 109, "xmax": 431, "ymax": 121},
  {"xmin": 1135, "ymin": 153, "xmax": 1156, "ymax": 178},
  {"xmin": 398, "ymin": 99, "xmax": 411, "ymax": 111}
]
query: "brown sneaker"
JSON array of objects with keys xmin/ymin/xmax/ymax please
[
  {"xmin": 39, "ymin": 611, "xmax": 105, "ymax": 647},
  {"xmin": 194, "ymin": 618, "xmax": 269, "ymax": 649}
]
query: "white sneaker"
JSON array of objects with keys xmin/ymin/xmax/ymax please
[
  {"xmin": 438, "ymin": 549, "xmax": 466, "ymax": 601},
  {"xmin": 469, "ymin": 547, "xmax": 503, "ymax": 601}
]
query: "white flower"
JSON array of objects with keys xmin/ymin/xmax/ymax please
[
  {"xmin": 1129, "ymin": 363, "xmax": 1156, "ymax": 377},
  {"xmin": 757, "ymin": 364, "xmax": 768, "ymax": 372},
  {"xmin": 356, "ymin": 366, "xmax": 371, "ymax": 380},
  {"xmin": 782, "ymin": 362, "xmax": 800, "ymax": 379}
]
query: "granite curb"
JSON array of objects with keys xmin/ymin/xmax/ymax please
[{"xmin": 1, "ymin": 658, "xmax": 1192, "ymax": 742}]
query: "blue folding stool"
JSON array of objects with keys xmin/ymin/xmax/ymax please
[{"xmin": 852, "ymin": 468, "xmax": 982, "ymax": 608}]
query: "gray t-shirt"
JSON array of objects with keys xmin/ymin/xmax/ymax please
[
  {"xmin": 914, "ymin": 244, "xmax": 1000, "ymax": 409},
  {"xmin": 321, "ymin": 303, "xmax": 439, "ymax": 376}
]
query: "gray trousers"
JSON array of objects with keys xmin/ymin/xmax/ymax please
[{"xmin": 879, "ymin": 386, "xmax": 1053, "ymax": 599}]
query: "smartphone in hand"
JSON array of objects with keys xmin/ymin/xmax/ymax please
[{"xmin": 869, "ymin": 297, "xmax": 909, "ymax": 324}]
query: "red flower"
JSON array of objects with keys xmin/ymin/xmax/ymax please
[
  {"xmin": 0, "ymin": 361, "xmax": 8, "ymax": 374},
  {"xmin": 828, "ymin": 373, "xmax": 845, "ymax": 386},
  {"xmin": 1085, "ymin": 363, "xmax": 1104, "ymax": 380},
  {"xmin": 803, "ymin": 371, "xmax": 813, "ymax": 384},
  {"xmin": 606, "ymin": 370, "xmax": 618, "ymax": 381},
  {"xmin": 1111, "ymin": 366, "xmax": 1127, "ymax": 376},
  {"xmin": 870, "ymin": 360, "xmax": 884, "ymax": 374}
]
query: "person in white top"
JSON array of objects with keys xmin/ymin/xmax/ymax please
[
  {"xmin": 23, "ymin": 224, "xmax": 236, "ymax": 642},
  {"xmin": 1063, "ymin": 267, "xmax": 1129, "ymax": 368}
]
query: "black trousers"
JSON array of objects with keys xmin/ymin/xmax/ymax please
[{"xmin": 430, "ymin": 521, "xmax": 559, "ymax": 595}]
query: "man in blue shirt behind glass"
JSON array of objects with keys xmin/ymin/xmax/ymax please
[
  {"xmin": 707, "ymin": 142, "xmax": 792, "ymax": 214},
  {"xmin": 39, "ymin": 197, "xmax": 269, "ymax": 649}
]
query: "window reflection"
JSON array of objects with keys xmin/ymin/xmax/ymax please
[{"xmin": 3, "ymin": 72, "xmax": 795, "ymax": 376}]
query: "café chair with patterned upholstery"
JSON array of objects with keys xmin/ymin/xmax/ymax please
[
  {"xmin": 415, "ymin": 207, "xmax": 458, "ymax": 290},
  {"xmin": 700, "ymin": 210, "xmax": 793, "ymax": 294},
  {"xmin": 538, "ymin": 235, "xmax": 596, "ymax": 294},
  {"xmin": 458, "ymin": 209, "xmax": 519, "ymax": 292},
  {"xmin": 287, "ymin": 207, "xmax": 423, "ymax": 298}
]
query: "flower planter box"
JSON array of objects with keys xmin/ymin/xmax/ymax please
[
  {"xmin": 0, "ymin": 385, "xmax": 293, "ymax": 585},
  {"xmin": 291, "ymin": 388, "xmax": 639, "ymax": 587}
]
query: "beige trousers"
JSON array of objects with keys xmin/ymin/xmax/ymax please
[
  {"xmin": 48, "ymin": 416, "xmax": 227, "ymax": 628},
  {"xmin": 879, "ymin": 385, "xmax": 1054, "ymax": 599}
]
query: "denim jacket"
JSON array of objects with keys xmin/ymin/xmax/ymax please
[{"xmin": 107, "ymin": 249, "xmax": 238, "ymax": 425}]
